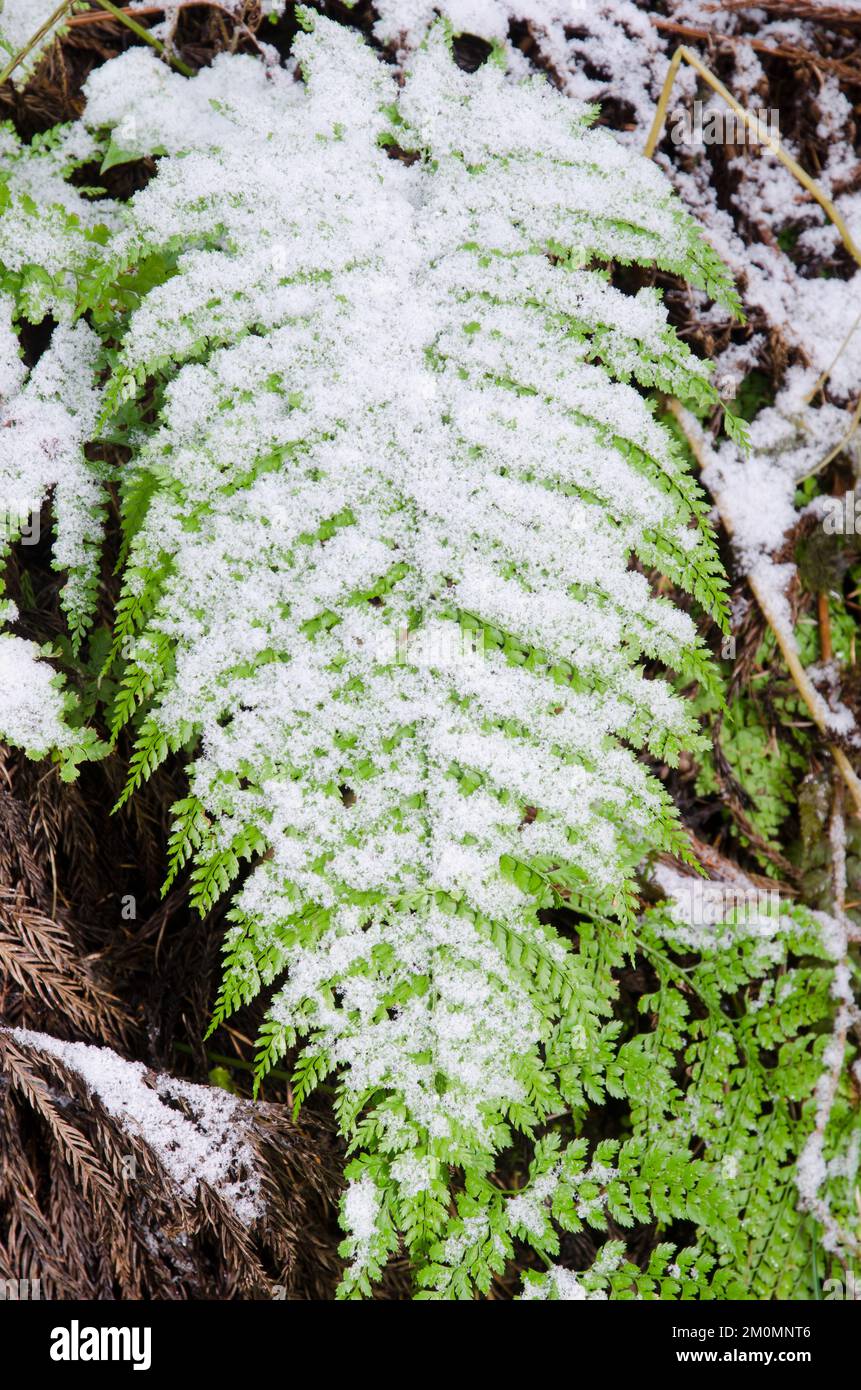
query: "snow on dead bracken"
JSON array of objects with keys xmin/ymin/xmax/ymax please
[{"xmin": 8, "ymin": 1028, "xmax": 263, "ymax": 1225}]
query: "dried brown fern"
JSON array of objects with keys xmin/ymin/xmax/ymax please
[
  {"xmin": 0, "ymin": 735, "xmax": 342, "ymax": 1298},
  {"xmin": 0, "ymin": 1028, "xmax": 341, "ymax": 1299}
]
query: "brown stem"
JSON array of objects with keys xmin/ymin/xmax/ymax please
[
  {"xmin": 649, "ymin": 17, "xmax": 861, "ymax": 84},
  {"xmin": 644, "ymin": 46, "xmax": 861, "ymax": 268},
  {"xmin": 93, "ymin": 0, "xmax": 193, "ymax": 74},
  {"xmin": 668, "ymin": 400, "xmax": 861, "ymax": 818},
  {"xmin": 67, "ymin": 3, "xmax": 250, "ymax": 26},
  {"xmin": 0, "ymin": 0, "xmax": 72, "ymax": 86}
]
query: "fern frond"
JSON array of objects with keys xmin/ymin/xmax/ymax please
[{"xmin": 5, "ymin": 12, "xmax": 840, "ymax": 1301}]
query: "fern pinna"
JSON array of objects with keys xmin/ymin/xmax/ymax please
[{"xmin": 1, "ymin": 13, "xmax": 856, "ymax": 1298}]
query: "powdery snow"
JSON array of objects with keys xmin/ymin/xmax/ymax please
[
  {"xmin": 0, "ymin": 634, "xmax": 76, "ymax": 753},
  {"xmin": 10, "ymin": 1029, "xmax": 263, "ymax": 1225}
]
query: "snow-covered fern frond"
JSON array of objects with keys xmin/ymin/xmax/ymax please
[
  {"xmin": 0, "ymin": 118, "xmax": 117, "ymax": 323},
  {"xmin": 0, "ymin": 292, "xmax": 108, "ymax": 773},
  {"xmin": 59, "ymin": 14, "xmax": 748, "ymax": 1293}
]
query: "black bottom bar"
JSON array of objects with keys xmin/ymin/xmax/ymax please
[{"xmin": 0, "ymin": 1295, "xmax": 853, "ymax": 1376}]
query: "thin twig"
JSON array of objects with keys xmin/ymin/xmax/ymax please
[
  {"xmin": 67, "ymin": 2, "xmax": 250, "ymax": 26},
  {"xmin": 647, "ymin": 29, "xmax": 861, "ymax": 407},
  {"xmin": 712, "ymin": 0, "xmax": 861, "ymax": 26},
  {"xmin": 172, "ymin": 1040, "xmax": 295, "ymax": 1087},
  {"xmin": 668, "ymin": 399, "xmax": 861, "ymax": 817},
  {"xmin": 649, "ymin": 17, "xmax": 861, "ymax": 85},
  {"xmin": 644, "ymin": 45, "xmax": 861, "ymax": 269},
  {"xmin": 798, "ymin": 394, "xmax": 861, "ymax": 481},
  {"xmin": 69, "ymin": 2, "xmax": 164, "ymax": 18},
  {"xmin": 796, "ymin": 779, "xmax": 861, "ymax": 1263},
  {"xmin": 94, "ymin": 0, "xmax": 194, "ymax": 75},
  {"xmin": 0, "ymin": 0, "xmax": 72, "ymax": 86},
  {"xmin": 803, "ymin": 305, "xmax": 861, "ymax": 405}
]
